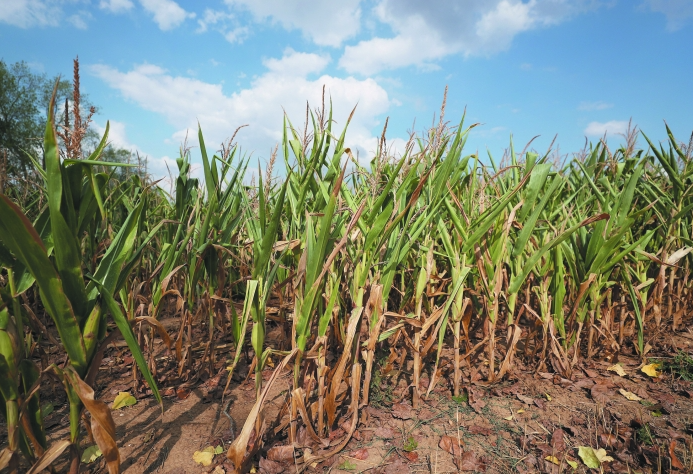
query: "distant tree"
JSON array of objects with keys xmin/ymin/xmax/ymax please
[{"xmin": 0, "ymin": 58, "xmax": 145, "ymax": 188}]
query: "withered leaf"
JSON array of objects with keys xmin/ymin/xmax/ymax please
[
  {"xmin": 439, "ymin": 435, "xmax": 463, "ymax": 457},
  {"xmin": 669, "ymin": 440, "xmax": 685, "ymax": 470},
  {"xmin": 391, "ymin": 403, "xmax": 413, "ymax": 420},
  {"xmin": 267, "ymin": 445, "xmax": 294, "ymax": 462},
  {"xmin": 375, "ymin": 426, "xmax": 397, "ymax": 439},
  {"xmin": 590, "ymin": 384, "xmax": 613, "ymax": 405},
  {"xmin": 455, "ymin": 451, "xmax": 486, "ymax": 472},
  {"xmin": 550, "ymin": 429, "xmax": 566, "ymax": 453},
  {"xmin": 348, "ymin": 448, "xmax": 369, "ymax": 460},
  {"xmin": 258, "ymin": 457, "xmax": 284, "ymax": 474},
  {"xmin": 517, "ymin": 394, "xmax": 534, "ymax": 405},
  {"xmin": 382, "ymin": 458, "xmax": 408, "ymax": 474},
  {"xmin": 402, "ymin": 451, "xmax": 419, "ymax": 462},
  {"xmin": 468, "ymin": 425, "xmax": 492, "ymax": 436}
]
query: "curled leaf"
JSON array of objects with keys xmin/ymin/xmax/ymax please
[{"xmin": 545, "ymin": 455, "xmax": 559, "ymax": 465}]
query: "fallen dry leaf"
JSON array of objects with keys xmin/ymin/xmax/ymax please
[
  {"xmin": 618, "ymin": 388, "xmax": 642, "ymax": 401},
  {"xmin": 374, "ymin": 426, "xmax": 397, "ymax": 439},
  {"xmin": 193, "ymin": 447, "xmax": 216, "ymax": 466},
  {"xmin": 348, "ymin": 448, "xmax": 369, "ymax": 461},
  {"xmin": 590, "ymin": 384, "xmax": 613, "ymax": 405},
  {"xmin": 402, "ymin": 451, "xmax": 419, "ymax": 462},
  {"xmin": 391, "ymin": 403, "xmax": 413, "ymax": 420},
  {"xmin": 258, "ymin": 457, "xmax": 284, "ymax": 474},
  {"xmin": 455, "ymin": 451, "xmax": 486, "ymax": 472},
  {"xmin": 607, "ymin": 364, "xmax": 627, "ymax": 377},
  {"xmin": 382, "ymin": 458, "xmax": 408, "ymax": 474},
  {"xmin": 468, "ymin": 387, "xmax": 487, "ymax": 413},
  {"xmin": 551, "ymin": 429, "xmax": 566, "ymax": 453},
  {"xmin": 439, "ymin": 435, "xmax": 463, "ymax": 457},
  {"xmin": 468, "ymin": 425, "xmax": 492, "ymax": 436},
  {"xmin": 545, "ymin": 455, "xmax": 560, "ymax": 465},
  {"xmin": 176, "ymin": 387, "xmax": 191, "ymax": 400},
  {"xmin": 267, "ymin": 445, "xmax": 294, "ymax": 462},
  {"xmin": 517, "ymin": 394, "xmax": 534, "ymax": 405},
  {"xmin": 641, "ymin": 363, "xmax": 661, "ymax": 378},
  {"xmin": 669, "ymin": 440, "xmax": 685, "ymax": 470}
]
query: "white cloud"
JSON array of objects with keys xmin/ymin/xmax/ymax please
[
  {"xmin": 224, "ymin": 0, "xmax": 361, "ymax": 47},
  {"xmin": 90, "ymin": 49, "xmax": 393, "ymax": 176},
  {"xmin": 196, "ymin": 8, "xmax": 249, "ymax": 43},
  {"xmin": 0, "ymin": 0, "xmax": 62, "ymax": 28},
  {"xmin": 99, "ymin": 0, "xmax": 134, "ymax": 13},
  {"xmin": 584, "ymin": 120, "xmax": 629, "ymax": 137},
  {"xmin": 578, "ymin": 101, "xmax": 614, "ymax": 111},
  {"xmin": 138, "ymin": 0, "xmax": 194, "ymax": 30},
  {"xmin": 93, "ymin": 120, "xmax": 139, "ymax": 152},
  {"xmin": 67, "ymin": 11, "xmax": 91, "ymax": 29},
  {"xmin": 339, "ymin": 0, "xmax": 606, "ymax": 74},
  {"xmin": 644, "ymin": 0, "xmax": 693, "ymax": 30},
  {"xmin": 92, "ymin": 120, "xmax": 194, "ymax": 187}
]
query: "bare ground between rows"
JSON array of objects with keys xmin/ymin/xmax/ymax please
[{"xmin": 6, "ymin": 318, "xmax": 693, "ymax": 474}]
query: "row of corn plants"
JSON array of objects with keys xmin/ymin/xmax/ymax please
[{"xmin": 1, "ymin": 81, "xmax": 692, "ymax": 472}]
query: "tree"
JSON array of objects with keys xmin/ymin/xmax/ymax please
[{"xmin": 0, "ymin": 58, "xmax": 145, "ymax": 189}]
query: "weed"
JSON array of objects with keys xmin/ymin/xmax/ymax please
[
  {"xmin": 659, "ymin": 351, "xmax": 693, "ymax": 381},
  {"xmin": 403, "ymin": 436, "xmax": 418, "ymax": 452},
  {"xmin": 338, "ymin": 459, "xmax": 357, "ymax": 471},
  {"xmin": 636, "ymin": 424, "xmax": 654, "ymax": 446}
]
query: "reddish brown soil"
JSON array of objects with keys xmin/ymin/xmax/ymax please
[{"xmin": 6, "ymin": 325, "xmax": 693, "ymax": 473}]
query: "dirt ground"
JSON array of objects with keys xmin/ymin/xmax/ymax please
[{"xmin": 7, "ymin": 325, "xmax": 693, "ymax": 473}]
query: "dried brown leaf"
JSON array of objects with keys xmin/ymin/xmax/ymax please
[
  {"xmin": 267, "ymin": 445, "xmax": 294, "ymax": 463},
  {"xmin": 258, "ymin": 457, "xmax": 284, "ymax": 474},
  {"xmin": 455, "ymin": 451, "xmax": 486, "ymax": 472},
  {"xmin": 669, "ymin": 440, "xmax": 685, "ymax": 470},
  {"xmin": 402, "ymin": 451, "xmax": 419, "ymax": 462},
  {"xmin": 391, "ymin": 403, "xmax": 413, "ymax": 420},
  {"xmin": 348, "ymin": 448, "xmax": 369, "ymax": 460},
  {"xmin": 65, "ymin": 369, "xmax": 119, "ymax": 474},
  {"xmin": 590, "ymin": 384, "xmax": 613, "ymax": 405},
  {"xmin": 439, "ymin": 435, "xmax": 463, "ymax": 457},
  {"xmin": 375, "ymin": 426, "xmax": 397, "ymax": 439}
]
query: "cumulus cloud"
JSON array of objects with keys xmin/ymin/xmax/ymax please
[
  {"xmin": 90, "ymin": 49, "xmax": 393, "ymax": 176},
  {"xmin": 139, "ymin": 0, "xmax": 194, "ymax": 30},
  {"xmin": 99, "ymin": 0, "xmax": 134, "ymax": 13},
  {"xmin": 339, "ymin": 0, "xmax": 606, "ymax": 74},
  {"xmin": 644, "ymin": 0, "xmax": 693, "ymax": 31},
  {"xmin": 584, "ymin": 120, "xmax": 629, "ymax": 137},
  {"xmin": 224, "ymin": 0, "xmax": 362, "ymax": 47},
  {"xmin": 578, "ymin": 101, "xmax": 614, "ymax": 111}
]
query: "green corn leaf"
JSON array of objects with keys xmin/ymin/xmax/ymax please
[{"xmin": 0, "ymin": 195, "xmax": 87, "ymax": 373}]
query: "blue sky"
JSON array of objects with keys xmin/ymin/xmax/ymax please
[{"xmin": 1, "ymin": 0, "xmax": 692, "ymax": 179}]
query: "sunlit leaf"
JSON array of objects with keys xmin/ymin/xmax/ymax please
[{"xmin": 111, "ymin": 392, "xmax": 137, "ymax": 410}]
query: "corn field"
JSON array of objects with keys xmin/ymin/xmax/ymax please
[{"xmin": 1, "ymin": 75, "xmax": 692, "ymax": 473}]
